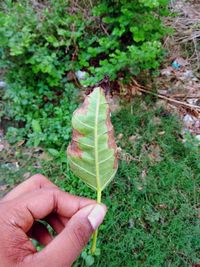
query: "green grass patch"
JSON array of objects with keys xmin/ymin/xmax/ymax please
[{"xmin": 1, "ymin": 98, "xmax": 200, "ymax": 266}]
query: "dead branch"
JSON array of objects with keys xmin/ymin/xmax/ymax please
[{"xmin": 131, "ymin": 79, "xmax": 200, "ymax": 112}]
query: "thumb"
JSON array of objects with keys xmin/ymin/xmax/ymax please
[{"xmin": 37, "ymin": 204, "xmax": 107, "ymax": 267}]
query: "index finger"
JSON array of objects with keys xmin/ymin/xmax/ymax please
[
  {"xmin": 2, "ymin": 174, "xmax": 57, "ymax": 202},
  {"xmin": 5, "ymin": 187, "xmax": 96, "ymax": 232}
]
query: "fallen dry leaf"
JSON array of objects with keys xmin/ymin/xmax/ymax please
[
  {"xmin": 152, "ymin": 117, "xmax": 162, "ymax": 126},
  {"xmin": 158, "ymin": 204, "xmax": 168, "ymax": 209},
  {"xmin": 148, "ymin": 144, "xmax": 163, "ymax": 162},
  {"xmin": 141, "ymin": 170, "xmax": 147, "ymax": 179},
  {"xmin": 128, "ymin": 135, "xmax": 137, "ymax": 144},
  {"xmin": 158, "ymin": 131, "xmax": 165, "ymax": 135},
  {"xmin": 23, "ymin": 172, "xmax": 31, "ymax": 179},
  {"xmin": 107, "ymin": 95, "xmax": 121, "ymax": 113},
  {"xmin": 0, "ymin": 144, "xmax": 4, "ymax": 152},
  {"xmin": 137, "ymin": 186, "xmax": 143, "ymax": 191},
  {"xmin": 117, "ymin": 133, "xmax": 123, "ymax": 140},
  {"xmin": 15, "ymin": 140, "xmax": 25, "ymax": 147},
  {"xmin": 0, "ymin": 184, "xmax": 9, "ymax": 191},
  {"xmin": 117, "ymin": 147, "xmax": 135, "ymax": 164}
]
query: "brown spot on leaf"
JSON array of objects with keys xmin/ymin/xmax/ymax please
[
  {"xmin": 74, "ymin": 97, "xmax": 89, "ymax": 116},
  {"xmin": 67, "ymin": 129, "xmax": 84, "ymax": 158},
  {"xmin": 106, "ymin": 107, "xmax": 118, "ymax": 169}
]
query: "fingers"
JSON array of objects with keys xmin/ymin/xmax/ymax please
[
  {"xmin": 45, "ymin": 213, "xmax": 67, "ymax": 234},
  {"xmin": 0, "ymin": 176, "xmax": 105, "ymax": 267},
  {"xmin": 28, "ymin": 222, "xmax": 53, "ymax": 246},
  {"xmin": 2, "ymin": 174, "xmax": 57, "ymax": 202},
  {"xmin": 35, "ymin": 204, "xmax": 107, "ymax": 267},
  {"xmin": 6, "ymin": 187, "xmax": 96, "ymax": 233}
]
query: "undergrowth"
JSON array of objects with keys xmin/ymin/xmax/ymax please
[
  {"xmin": 2, "ymin": 98, "xmax": 199, "ymax": 266},
  {"xmin": 0, "ymin": 0, "xmax": 170, "ymax": 147}
]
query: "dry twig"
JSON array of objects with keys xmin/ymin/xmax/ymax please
[{"xmin": 131, "ymin": 79, "xmax": 200, "ymax": 112}]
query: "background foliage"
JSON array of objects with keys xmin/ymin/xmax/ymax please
[{"xmin": 0, "ymin": 0, "xmax": 169, "ymax": 147}]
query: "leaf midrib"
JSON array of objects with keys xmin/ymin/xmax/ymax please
[{"xmin": 94, "ymin": 90, "xmax": 101, "ymax": 192}]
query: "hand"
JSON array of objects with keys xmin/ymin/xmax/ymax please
[{"xmin": 0, "ymin": 174, "xmax": 107, "ymax": 267}]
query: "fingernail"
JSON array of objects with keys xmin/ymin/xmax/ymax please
[{"xmin": 88, "ymin": 204, "xmax": 107, "ymax": 230}]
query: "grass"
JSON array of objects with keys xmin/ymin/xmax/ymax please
[{"xmin": 1, "ymin": 97, "xmax": 200, "ymax": 266}]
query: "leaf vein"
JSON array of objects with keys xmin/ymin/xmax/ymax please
[
  {"xmin": 74, "ymin": 116, "xmax": 94, "ymax": 129},
  {"xmin": 69, "ymin": 158, "xmax": 96, "ymax": 177}
]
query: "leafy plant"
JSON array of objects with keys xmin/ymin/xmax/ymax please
[
  {"xmin": 67, "ymin": 88, "xmax": 118, "ymax": 253},
  {"xmin": 0, "ymin": 0, "xmax": 169, "ymax": 147}
]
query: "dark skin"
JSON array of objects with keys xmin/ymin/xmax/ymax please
[{"xmin": 0, "ymin": 174, "xmax": 107, "ymax": 267}]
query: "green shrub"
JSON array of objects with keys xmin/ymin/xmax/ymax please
[{"xmin": 0, "ymin": 0, "xmax": 169, "ymax": 147}]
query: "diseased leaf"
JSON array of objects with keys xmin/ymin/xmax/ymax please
[
  {"xmin": 67, "ymin": 87, "xmax": 118, "ymax": 192},
  {"xmin": 67, "ymin": 87, "xmax": 118, "ymax": 254}
]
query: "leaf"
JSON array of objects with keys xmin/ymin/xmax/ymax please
[
  {"xmin": 85, "ymin": 255, "xmax": 95, "ymax": 266},
  {"xmin": 94, "ymin": 248, "xmax": 101, "ymax": 256},
  {"xmin": 48, "ymin": 148, "xmax": 60, "ymax": 157},
  {"xmin": 67, "ymin": 87, "xmax": 118, "ymax": 254},
  {"xmin": 67, "ymin": 87, "xmax": 118, "ymax": 192},
  {"xmin": 32, "ymin": 120, "xmax": 42, "ymax": 133}
]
